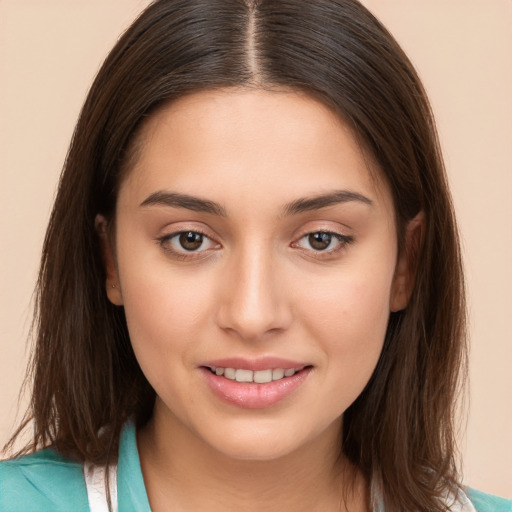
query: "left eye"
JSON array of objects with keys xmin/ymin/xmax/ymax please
[
  {"xmin": 296, "ymin": 232, "xmax": 351, "ymax": 252},
  {"xmin": 162, "ymin": 231, "xmax": 218, "ymax": 252}
]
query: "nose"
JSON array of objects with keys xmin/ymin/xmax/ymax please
[{"xmin": 215, "ymin": 244, "xmax": 292, "ymax": 342}]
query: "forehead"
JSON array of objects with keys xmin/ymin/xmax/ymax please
[{"xmin": 119, "ymin": 88, "xmax": 392, "ymax": 213}]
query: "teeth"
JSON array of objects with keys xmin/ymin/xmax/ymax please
[
  {"xmin": 254, "ymin": 369, "xmax": 272, "ymax": 383},
  {"xmin": 272, "ymin": 368, "xmax": 285, "ymax": 380},
  {"xmin": 235, "ymin": 369, "xmax": 253, "ymax": 382},
  {"xmin": 211, "ymin": 366, "xmax": 302, "ymax": 383},
  {"xmin": 224, "ymin": 368, "xmax": 236, "ymax": 380}
]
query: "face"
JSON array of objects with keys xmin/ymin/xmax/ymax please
[{"xmin": 102, "ymin": 88, "xmax": 414, "ymax": 461}]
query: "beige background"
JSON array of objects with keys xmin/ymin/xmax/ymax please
[{"xmin": 0, "ymin": 0, "xmax": 510, "ymax": 497}]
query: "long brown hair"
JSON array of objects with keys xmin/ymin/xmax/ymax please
[{"xmin": 6, "ymin": 1, "xmax": 467, "ymax": 510}]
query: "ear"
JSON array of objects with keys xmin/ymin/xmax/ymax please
[
  {"xmin": 95, "ymin": 214, "xmax": 124, "ymax": 306},
  {"xmin": 390, "ymin": 211, "xmax": 425, "ymax": 312}
]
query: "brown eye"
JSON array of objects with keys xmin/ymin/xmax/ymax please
[
  {"xmin": 293, "ymin": 231, "xmax": 354, "ymax": 256},
  {"xmin": 308, "ymin": 232, "xmax": 333, "ymax": 251},
  {"xmin": 159, "ymin": 230, "xmax": 219, "ymax": 257},
  {"xmin": 179, "ymin": 231, "xmax": 204, "ymax": 251}
]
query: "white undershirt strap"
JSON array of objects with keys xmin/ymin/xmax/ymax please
[
  {"xmin": 83, "ymin": 458, "xmax": 476, "ymax": 512},
  {"xmin": 83, "ymin": 461, "xmax": 118, "ymax": 512}
]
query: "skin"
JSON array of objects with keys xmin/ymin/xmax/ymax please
[{"xmin": 99, "ymin": 88, "xmax": 422, "ymax": 511}]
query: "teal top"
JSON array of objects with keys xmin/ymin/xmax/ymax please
[
  {"xmin": 0, "ymin": 423, "xmax": 151, "ymax": 512},
  {"xmin": 1, "ymin": 422, "xmax": 510, "ymax": 511}
]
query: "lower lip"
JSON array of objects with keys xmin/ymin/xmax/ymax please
[{"xmin": 201, "ymin": 367, "xmax": 312, "ymax": 409}]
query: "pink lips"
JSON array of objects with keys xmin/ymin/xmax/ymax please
[{"xmin": 199, "ymin": 357, "xmax": 312, "ymax": 409}]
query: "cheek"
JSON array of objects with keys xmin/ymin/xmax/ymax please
[
  {"xmin": 300, "ymin": 252, "xmax": 394, "ymax": 338},
  {"xmin": 115, "ymin": 242, "xmax": 216, "ymax": 384},
  {"xmin": 118, "ymin": 269, "xmax": 216, "ymax": 416},
  {"xmin": 297, "ymin": 259, "xmax": 394, "ymax": 402},
  {"xmin": 121, "ymin": 273, "xmax": 187, "ymax": 341}
]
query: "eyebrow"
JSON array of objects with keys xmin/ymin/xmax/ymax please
[
  {"xmin": 140, "ymin": 191, "xmax": 227, "ymax": 216},
  {"xmin": 283, "ymin": 190, "xmax": 373, "ymax": 215},
  {"xmin": 139, "ymin": 189, "xmax": 373, "ymax": 217}
]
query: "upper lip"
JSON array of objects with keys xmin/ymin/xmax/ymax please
[{"xmin": 200, "ymin": 357, "xmax": 310, "ymax": 371}]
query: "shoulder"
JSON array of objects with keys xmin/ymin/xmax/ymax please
[
  {"xmin": 0, "ymin": 448, "xmax": 89, "ymax": 511},
  {"xmin": 466, "ymin": 487, "xmax": 512, "ymax": 512}
]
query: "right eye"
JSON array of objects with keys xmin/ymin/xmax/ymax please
[{"xmin": 158, "ymin": 230, "xmax": 220, "ymax": 256}]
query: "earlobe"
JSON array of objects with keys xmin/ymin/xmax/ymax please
[
  {"xmin": 95, "ymin": 214, "xmax": 124, "ymax": 306},
  {"xmin": 390, "ymin": 211, "xmax": 425, "ymax": 312}
]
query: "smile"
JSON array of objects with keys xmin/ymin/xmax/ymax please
[
  {"xmin": 201, "ymin": 363, "xmax": 313, "ymax": 409},
  {"xmin": 206, "ymin": 366, "xmax": 304, "ymax": 383}
]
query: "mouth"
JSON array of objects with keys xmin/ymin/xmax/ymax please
[
  {"xmin": 200, "ymin": 362, "xmax": 313, "ymax": 409},
  {"xmin": 203, "ymin": 365, "xmax": 309, "ymax": 383}
]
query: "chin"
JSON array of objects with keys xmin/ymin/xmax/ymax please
[
  {"xmin": 198, "ymin": 418, "xmax": 334, "ymax": 463},
  {"xmin": 212, "ymin": 438, "xmax": 300, "ymax": 462}
]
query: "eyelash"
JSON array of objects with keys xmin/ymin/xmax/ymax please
[
  {"xmin": 157, "ymin": 229, "xmax": 220, "ymax": 260},
  {"xmin": 292, "ymin": 231, "xmax": 354, "ymax": 257},
  {"xmin": 156, "ymin": 230, "xmax": 354, "ymax": 261}
]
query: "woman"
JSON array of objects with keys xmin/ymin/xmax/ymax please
[{"xmin": 1, "ymin": 1, "xmax": 510, "ymax": 511}]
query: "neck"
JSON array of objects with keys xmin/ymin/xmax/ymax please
[{"xmin": 138, "ymin": 405, "xmax": 369, "ymax": 512}]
